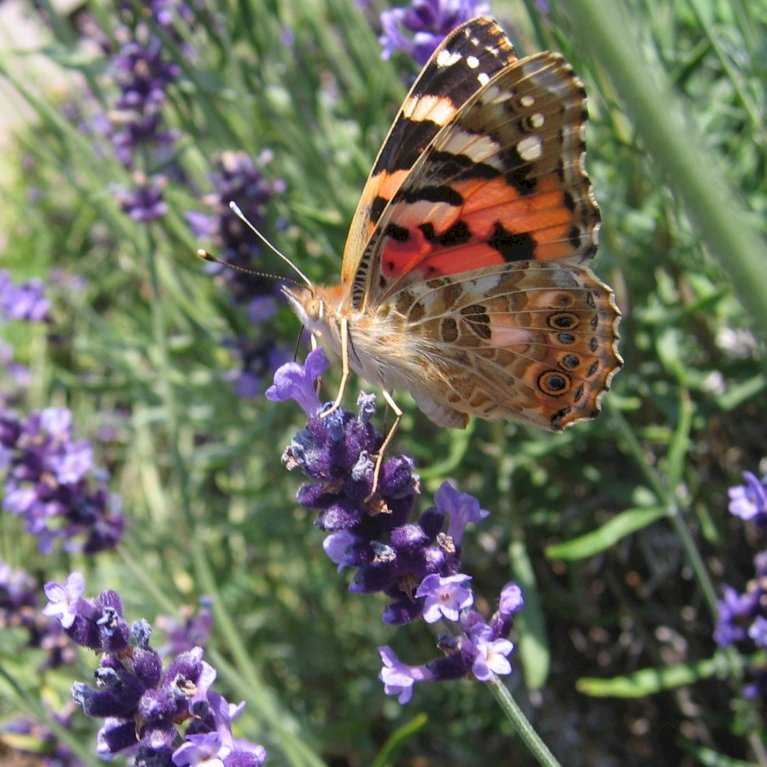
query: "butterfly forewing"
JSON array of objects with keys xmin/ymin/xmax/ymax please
[
  {"xmin": 343, "ymin": 17, "xmax": 518, "ymax": 295},
  {"xmin": 357, "ymin": 52, "xmax": 601, "ymax": 307}
]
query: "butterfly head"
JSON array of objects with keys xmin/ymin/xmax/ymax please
[{"xmin": 282, "ymin": 284, "xmax": 323, "ymax": 328}]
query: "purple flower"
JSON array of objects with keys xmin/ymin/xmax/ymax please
[
  {"xmin": 714, "ymin": 475, "xmax": 767, "ymax": 702},
  {"xmin": 0, "ymin": 405, "xmax": 124, "ymax": 553},
  {"xmin": 223, "ymin": 337, "xmax": 291, "ymax": 399},
  {"xmin": 728, "ymin": 471, "xmax": 767, "ymax": 521},
  {"xmin": 0, "ymin": 269, "xmax": 50, "ymax": 323},
  {"xmin": 437, "ymin": 481, "xmax": 490, "ymax": 547},
  {"xmin": 417, "ymin": 573, "xmax": 474, "ymax": 623},
  {"xmin": 187, "ymin": 150, "xmax": 287, "ymax": 306},
  {"xmin": 379, "ymin": 0, "xmax": 491, "ymax": 64},
  {"xmin": 2, "ymin": 709, "xmax": 85, "ymax": 767},
  {"xmin": 47, "ymin": 573, "xmax": 267, "ymax": 764},
  {"xmin": 109, "ymin": 35, "xmax": 181, "ymax": 168},
  {"xmin": 156, "ymin": 596, "xmax": 214, "ymax": 655},
  {"xmin": 468, "ymin": 624, "xmax": 514, "ymax": 681},
  {"xmin": 42, "ymin": 572, "xmax": 90, "ymax": 629},
  {"xmin": 272, "ymin": 352, "xmax": 521, "ymax": 702},
  {"xmin": 379, "ymin": 646, "xmax": 432, "ymax": 704},
  {"xmin": 265, "ymin": 347, "xmax": 329, "ymax": 415},
  {"xmin": 749, "ymin": 615, "xmax": 767, "ymax": 648},
  {"xmin": 116, "ymin": 174, "xmax": 169, "ymax": 222},
  {"xmin": 0, "ymin": 562, "xmax": 74, "ymax": 669}
]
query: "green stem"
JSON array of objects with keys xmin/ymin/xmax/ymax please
[
  {"xmin": 566, "ymin": 0, "xmax": 767, "ymax": 332},
  {"xmin": 609, "ymin": 405, "xmax": 719, "ymax": 615},
  {"xmin": 488, "ymin": 677, "xmax": 562, "ymax": 767}
]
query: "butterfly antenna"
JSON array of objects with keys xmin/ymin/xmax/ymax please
[
  {"xmin": 228, "ymin": 201, "xmax": 312, "ymax": 287},
  {"xmin": 195, "ymin": 248, "xmax": 304, "ymax": 287}
]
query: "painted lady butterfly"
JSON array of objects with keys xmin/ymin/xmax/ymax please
[{"xmin": 283, "ymin": 17, "xmax": 622, "ymax": 469}]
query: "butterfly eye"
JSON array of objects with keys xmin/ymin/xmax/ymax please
[{"xmin": 304, "ymin": 297, "xmax": 324, "ymax": 321}]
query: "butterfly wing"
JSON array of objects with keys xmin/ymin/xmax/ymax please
[
  {"xmin": 390, "ymin": 261, "xmax": 621, "ymax": 430},
  {"xmin": 348, "ymin": 38, "xmax": 621, "ymax": 430},
  {"xmin": 341, "ymin": 17, "xmax": 518, "ymax": 298},
  {"xmin": 354, "ymin": 51, "xmax": 602, "ymax": 309}
]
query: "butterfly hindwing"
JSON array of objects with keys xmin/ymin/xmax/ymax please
[
  {"xmin": 342, "ymin": 17, "xmax": 518, "ymax": 293},
  {"xmin": 392, "ymin": 261, "xmax": 621, "ymax": 430}
]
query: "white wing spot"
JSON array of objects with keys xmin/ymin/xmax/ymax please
[
  {"xmin": 520, "ymin": 95, "xmax": 535, "ymax": 107},
  {"xmin": 530, "ymin": 112, "xmax": 545, "ymax": 128},
  {"xmin": 517, "ymin": 135, "xmax": 543, "ymax": 162},
  {"xmin": 479, "ymin": 85, "xmax": 502, "ymax": 104},
  {"xmin": 477, "ymin": 72, "xmax": 490, "ymax": 86},
  {"xmin": 466, "ymin": 55, "xmax": 480, "ymax": 69},
  {"xmin": 437, "ymin": 48, "xmax": 462, "ymax": 68},
  {"xmin": 403, "ymin": 94, "xmax": 455, "ymax": 125},
  {"xmin": 442, "ymin": 130, "xmax": 500, "ymax": 163}
]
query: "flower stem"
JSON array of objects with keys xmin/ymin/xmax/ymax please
[{"xmin": 487, "ymin": 677, "xmax": 562, "ymax": 767}]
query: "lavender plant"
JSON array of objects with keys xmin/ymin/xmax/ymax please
[
  {"xmin": 267, "ymin": 349, "xmax": 523, "ymax": 703},
  {"xmin": 43, "ymin": 572, "xmax": 267, "ymax": 766}
]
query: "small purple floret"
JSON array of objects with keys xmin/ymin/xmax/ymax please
[{"xmin": 265, "ymin": 347, "xmax": 329, "ymax": 415}]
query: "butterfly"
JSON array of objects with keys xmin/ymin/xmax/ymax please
[{"xmin": 280, "ymin": 16, "xmax": 622, "ymax": 484}]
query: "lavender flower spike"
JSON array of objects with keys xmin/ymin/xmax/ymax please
[
  {"xmin": 44, "ymin": 573, "xmax": 268, "ymax": 765},
  {"xmin": 379, "ymin": 0, "xmax": 491, "ymax": 64}
]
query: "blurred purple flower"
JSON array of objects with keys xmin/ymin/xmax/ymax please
[
  {"xmin": 0, "ymin": 269, "xmax": 50, "ymax": 323},
  {"xmin": 187, "ymin": 150, "xmax": 287, "ymax": 306},
  {"xmin": 715, "ymin": 477, "xmax": 767, "ymax": 702},
  {"xmin": 379, "ymin": 0, "xmax": 491, "ymax": 64},
  {"xmin": 223, "ymin": 337, "xmax": 291, "ymax": 399},
  {"xmin": 116, "ymin": 174, "xmax": 169, "ymax": 222},
  {"xmin": 156, "ymin": 596, "xmax": 214, "ymax": 655},
  {"xmin": 2, "ymin": 708, "xmax": 86, "ymax": 767},
  {"xmin": 729, "ymin": 471, "xmax": 767, "ymax": 522},
  {"xmin": 0, "ymin": 562, "xmax": 75, "ymax": 669},
  {"xmin": 0, "ymin": 406, "xmax": 124, "ymax": 553}
]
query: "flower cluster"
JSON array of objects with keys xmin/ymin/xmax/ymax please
[
  {"xmin": 92, "ymin": 2, "xmax": 194, "ymax": 221},
  {"xmin": 187, "ymin": 150, "xmax": 287, "ymax": 307},
  {"xmin": 0, "ymin": 269, "xmax": 50, "ymax": 407},
  {"xmin": 0, "ymin": 561, "xmax": 74, "ymax": 669},
  {"xmin": 267, "ymin": 348, "xmax": 522, "ymax": 701},
  {"xmin": 0, "ymin": 406, "xmax": 124, "ymax": 553},
  {"xmin": 0, "ymin": 269, "xmax": 50, "ymax": 323},
  {"xmin": 43, "ymin": 572, "xmax": 267, "ymax": 767},
  {"xmin": 187, "ymin": 150, "xmax": 290, "ymax": 396},
  {"xmin": 715, "ymin": 469, "xmax": 767, "ymax": 701},
  {"xmin": 379, "ymin": 0, "xmax": 491, "ymax": 64}
]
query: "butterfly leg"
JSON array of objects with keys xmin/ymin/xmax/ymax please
[
  {"xmin": 320, "ymin": 317, "xmax": 350, "ymax": 419},
  {"xmin": 367, "ymin": 389, "xmax": 403, "ymax": 499}
]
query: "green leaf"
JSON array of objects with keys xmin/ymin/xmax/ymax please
[
  {"xmin": 577, "ymin": 656, "xmax": 721, "ymax": 698},
  {"xmin": 546, "ymin": 507, "xmax": 667, "ymax": 560}
]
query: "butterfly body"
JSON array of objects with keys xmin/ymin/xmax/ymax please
[{"xmin": 285, "ymin": 17, "xmax": 621, "ymax": 436}]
